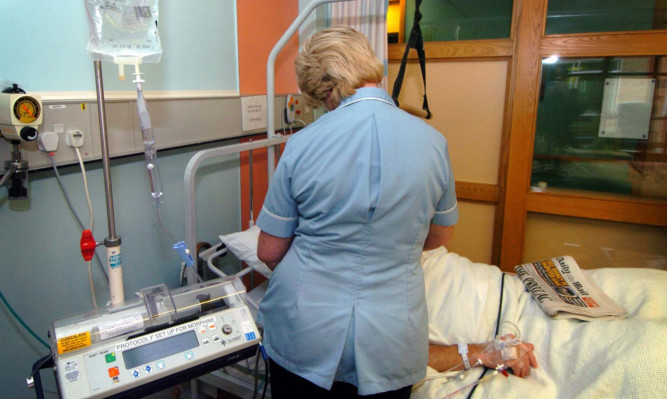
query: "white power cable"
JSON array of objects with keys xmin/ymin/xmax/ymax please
[
  {"xmin": 75, "ymin": 147, "xmax": 94, "ymax": 233},
  {"xmin": 75, "ymin": 147, "xmax": 97, "ymax": 310},
  {"xmin": 48, "ymin": 155, "xmax": 108, "ymax": 283}
]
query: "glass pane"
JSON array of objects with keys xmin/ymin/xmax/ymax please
[
  {"xmin": 532, "ymin": 56, "xmax": 667, "ymax": 200},
  {"xmin": 524, "ymin": 213, "xmax": 667, "ymax": 270},
  {"xmin": 546, "ymin": 0, "xmax": 666, "ymax": 35},
  {"xmin": 402, "ymin": 0, "xmax": 513, "ymax": 42}
]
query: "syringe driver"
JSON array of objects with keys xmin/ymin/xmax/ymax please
[{"xmin": 46, "ymin": 277, "xmax": 261, "ymax": 399}]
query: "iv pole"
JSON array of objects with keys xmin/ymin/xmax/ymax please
[{"xmin": 93, "ymin": 60, "xmax": 124, "ymax": 306}]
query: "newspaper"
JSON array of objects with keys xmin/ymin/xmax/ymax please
[{"xmin": 514, "ymin": 256, "xmax": 627, "ymax": 321}]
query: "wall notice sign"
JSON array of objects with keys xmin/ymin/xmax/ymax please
[
  {"xmin": 598, "ymin": 77, "xmax": 655, "ymax": 140},
  {"xmin": 241, "ymin": 95, "xmax": 267, "ymax": 132}
]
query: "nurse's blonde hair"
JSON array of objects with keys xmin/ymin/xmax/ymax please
[{"xmin": 295, "ymin": 27, "xmax": 384, "ymax": 109}]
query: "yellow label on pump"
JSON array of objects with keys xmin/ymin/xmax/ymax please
[{"xmin": 57, "ymin": 331, "xmax": 92, "ymax": 354}]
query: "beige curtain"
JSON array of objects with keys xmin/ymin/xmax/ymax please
[{"xmin": 329, "ymin": 0, "xmax": 388, "ymax": 89}]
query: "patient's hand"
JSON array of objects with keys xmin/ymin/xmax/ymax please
[
  {"xmin": 428, "ymin": 339, "xmax": 538, "ymax": 378},
  {"xmin": 501, "ymin": 341, "xmax": 538, "ymax": 377},
  {"xmin": 477, "ymin": 338, "xmax": 538, "ymax": 378}
]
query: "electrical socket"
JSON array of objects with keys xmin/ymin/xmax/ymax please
[{"xmin": 66, "ymin": 130, "xmax": 85, "ymax": 148}]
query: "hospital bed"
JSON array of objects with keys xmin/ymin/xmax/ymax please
[
  {"xmin": 180, "ymin": 120, "xmax": 665, "ymax": 399},
  {"xmin": 413, "ymin": 247, "xmax": 667, "ymax": 399},
  {"xmin": 190, "ymin": 215, "xmax": 666, "ymax": 399}
]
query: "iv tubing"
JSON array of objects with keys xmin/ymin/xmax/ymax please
[
  {"xmin": 131, "ymin": 63, "xmax": 199, "ymax": 284},
  {"xmin": 265, "ymin": 0, "xmax": 353, "ymax": 181},
  {"xmin": 134, "ymin": 64, "xmax": 164, "ymax": 204}
]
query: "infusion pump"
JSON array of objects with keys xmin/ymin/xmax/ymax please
[{"xmin": 47, "ymin": 277, "xmax": 260, "ymax": 399}]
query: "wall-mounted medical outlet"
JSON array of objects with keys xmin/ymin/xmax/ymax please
[
  {"xmin": 0, "ymin": 95, "xmax": 312, "ymax": 172},
  {"xmin": 280, "ymin": 94, "xmax": 314, "ymax": 127},
  {"xmin": 285, "ymin": 94, "xmax": 296, "ymax": 124}
]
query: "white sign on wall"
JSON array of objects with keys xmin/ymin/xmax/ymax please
[
  {"xmin": 241, "ymin": 95, "xmax": 267, "ymax": 132},
  {"xmin": 598, "ymin": 77, "xmax": 655, "ymax": 140}
]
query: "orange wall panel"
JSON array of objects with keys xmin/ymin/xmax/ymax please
[
  {"xmin": 236, "ymin": 2, "xmax": 299, "ymax": 286},
  {"xmin": 237, "ymin": 0, "xmax": 300, "ymax": 95},
  {"xmin": 237, "ymin": 0, "xmax": 299, "ymax": 233}
]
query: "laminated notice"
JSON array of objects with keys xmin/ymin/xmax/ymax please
[
  {"xmin": 98, "ymin": 313, "xmax": 144, "ymax": 341},
  {"xmin": 57, "ymin": 331, "xmax": 92, "ymax": 354}
]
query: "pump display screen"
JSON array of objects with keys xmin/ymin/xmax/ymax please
[{"xmin": 123, "ymin": 331, "xmax": 199, "ymax": 369}]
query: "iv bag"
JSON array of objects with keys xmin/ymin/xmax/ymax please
[{"xmin": 85, "ymin": 0, "xmax": 162, "ymax": 64}]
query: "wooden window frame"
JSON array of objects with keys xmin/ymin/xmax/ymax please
[{"xmin": 389, "ymin": 0, "xmax": 667, "ymax": 270}]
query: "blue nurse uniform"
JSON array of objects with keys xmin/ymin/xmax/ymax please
[{"xmin": 256, "ymin": 87, "xmax": 458, "ymax": 395}]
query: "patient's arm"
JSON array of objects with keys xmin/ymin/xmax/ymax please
[
  {"xmin": 429, "ymin": 341, "xmax": 538, "ymax": 378},
  {"xmin": 429, "ymin": 343, "xmax": 475, "ymax": 372},
  {"xmin": 424, "ymin": 224, "xmax": 455, "ymax": 251},
  {"xmin": 257, "ymin": 230, "xmax": 293, "ymax": 269}
]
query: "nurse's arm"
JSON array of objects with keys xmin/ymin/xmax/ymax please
[
  {"xmin": 423, "ymin": 224, "xmax": 455, "ymax": 251},
  {"xmin": 257, "ymin": 230, "xmax": 294, "ymax": 269}
]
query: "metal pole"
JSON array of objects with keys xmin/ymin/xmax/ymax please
[
  {"xmin": 248, "ymin": 143, "xmax": 254, "ymax": 227},
  {"xmin": 265, "ymin": 0, "xmax": 353, "ymax": 181},
  {"xmin": 94, "ymin": 60, "xmax": 124, "ymax": 305},
  {"xmin": 94, "ymin": 60, "xmax": 118, "ymax": 241}
]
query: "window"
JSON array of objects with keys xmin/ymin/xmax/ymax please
[
  {"xmin": 532, "ymin": 56, "xmax": 667, "ymax": 199},
  {"xmin": 399, "ymin": 0, "xmax": 513, "ymax": 42},
  {"xmin": 546, "ymin": 0, "xmax": 666, "ymax": 35}
]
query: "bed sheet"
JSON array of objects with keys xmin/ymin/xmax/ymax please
[{"xmin": 413, "ymin": 247, "xmax": 667, "ymax": 399}]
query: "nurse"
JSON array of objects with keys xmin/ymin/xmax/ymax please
[{"xmin": 256, "ymin": 27, "xmax": 458, "ymax": 398}]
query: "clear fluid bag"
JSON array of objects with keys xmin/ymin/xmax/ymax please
[{"xmin": 85, "ymin": 0, "xmax": 162, "ymax": 63}]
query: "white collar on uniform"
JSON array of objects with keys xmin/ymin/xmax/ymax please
[{"xmin": 338, "ymin": 96, "xmax": 396, "ymax": 109}]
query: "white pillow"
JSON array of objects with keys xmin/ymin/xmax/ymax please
[
  {"xmin": 219, "ymin": 225, "xmax": 272, "ymax": 278},
  {"xmin": 421, "ymin": 247, "xmax": 503, "ymax": 345}
]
